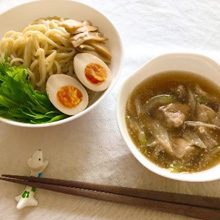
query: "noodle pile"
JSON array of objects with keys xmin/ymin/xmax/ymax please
[{"xmin": 0, "ymin": 17, "xmax": 76, "ymax": 90}]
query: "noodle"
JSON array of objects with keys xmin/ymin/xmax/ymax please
[{"xmin": 0, "ymin": 17, "xmax": 76, "ymax": 90}]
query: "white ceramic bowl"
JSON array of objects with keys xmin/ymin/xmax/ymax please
[
  {"xmin": 117, "ymin": 53, "xmax": 220, "ymax": 182},
  {"xmin": 0, "ymin": 0, "xmax": 123, "ymax": 127}
]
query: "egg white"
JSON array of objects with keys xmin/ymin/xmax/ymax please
[
  {"xmin": 74, "ymin": 53, "xmax": 112, "ymax": 91},
  {"xmin": 46, "ymin": 74, "xmax": 89, "ymax": 115}
]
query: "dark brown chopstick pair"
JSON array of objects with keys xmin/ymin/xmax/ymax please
[{"xmin": 1, "ymin": 175, "xmax": 220, "ymax": 220}]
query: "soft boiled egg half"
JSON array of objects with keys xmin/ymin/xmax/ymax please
[
  {"xmin": 46, "ymin": 75, "xmax": 88, "ymax": 115},
  {"xmin": 74, "ymin": 53, "xmax": 112, "ymax": 91}
]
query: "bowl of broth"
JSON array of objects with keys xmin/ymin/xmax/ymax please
[{"xmin": 117, "ymin": 53, "xmax": 220, "ymax": 182}]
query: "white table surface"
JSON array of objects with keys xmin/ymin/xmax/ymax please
[{"xmin": 0, "ymin": 0, "xmax": 220, "ymax": 219}]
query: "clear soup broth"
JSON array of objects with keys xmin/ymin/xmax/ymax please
[{"xmin": 126, "ymin": 71, "xmax": 220, "ymax": 173}]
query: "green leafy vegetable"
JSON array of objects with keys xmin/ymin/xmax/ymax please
[
  {"xmin": 145, "ymin": 94, "xmax": 176, "ymax": 115},
  {"xmin": 0, "ymin": 59, "xmax": 67, "ymax": 124},
  {"xmin": 197, "ymin": 96, "xmax": 209, "ymax": 105},
  {"xmin": 138, "ymin": 131, "xmax": 147, "ymax": 146},
  {"xmin": 167, "ymin": 162, "xmax": 182, "ymax": 173}
]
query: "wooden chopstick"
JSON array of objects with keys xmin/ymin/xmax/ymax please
[
  {"xmin": 2, "ymin": 174, "xmax": 220, "ymax": 210},
  {"xmin": 1, "ymin": 175, "xmax": 220, "ymax": 220}
]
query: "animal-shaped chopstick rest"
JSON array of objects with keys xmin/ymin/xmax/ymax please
[{"xmin": 15, "ymin": 150, "xmax": 49, "ymax": 210}]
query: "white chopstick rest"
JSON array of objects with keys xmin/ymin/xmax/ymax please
[{"xmin": 15, "ymin": 150, "xmax": 49, "ymax": 210}]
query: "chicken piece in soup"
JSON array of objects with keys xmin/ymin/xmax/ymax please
[{"xmin": 126, "ymin": 71, "xmax": 220, "ymax": 172}]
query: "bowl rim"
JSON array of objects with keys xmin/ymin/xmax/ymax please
[
  {"xmin": 0, "ymin": 0, "xmax": 124, "ymax": 128},
  {"xmin": 117, "ymin": 52, "xmax": 220, "ymax": 182}
]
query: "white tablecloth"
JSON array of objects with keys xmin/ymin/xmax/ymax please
[{"xmin": 0, "ymin": 0, "xmax": 220, "ymax": 219}]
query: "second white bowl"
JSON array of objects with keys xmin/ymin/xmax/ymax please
[{"xmin": 117, "ymin": 53, "xmax": 220, "ymax": 182}]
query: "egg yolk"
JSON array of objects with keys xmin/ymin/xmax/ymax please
[
  {"xmin": 57, "ymin": 86, "xmax": 82, "ymax": 108},
  {"xmin": 85, "ymin": 63, "xmax": 107, "ymax": 84}
]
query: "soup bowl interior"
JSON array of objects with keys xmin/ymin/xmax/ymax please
[
  {"xmin": 117, "ymin": 53, "xmax": 220, "ymax": 182},
  {"xmin": 0, "ymin": 0, "xmax": 123, "ymax": 127}
]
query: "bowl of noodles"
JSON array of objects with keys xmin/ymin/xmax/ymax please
[{"xmin": 0, "ymin": 0, "xmax": 123, "ymax": 127}]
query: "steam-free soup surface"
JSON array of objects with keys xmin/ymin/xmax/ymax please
[{"xmin": 126, "ymin": 71, "xmax": 220, "ymax": 173}]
